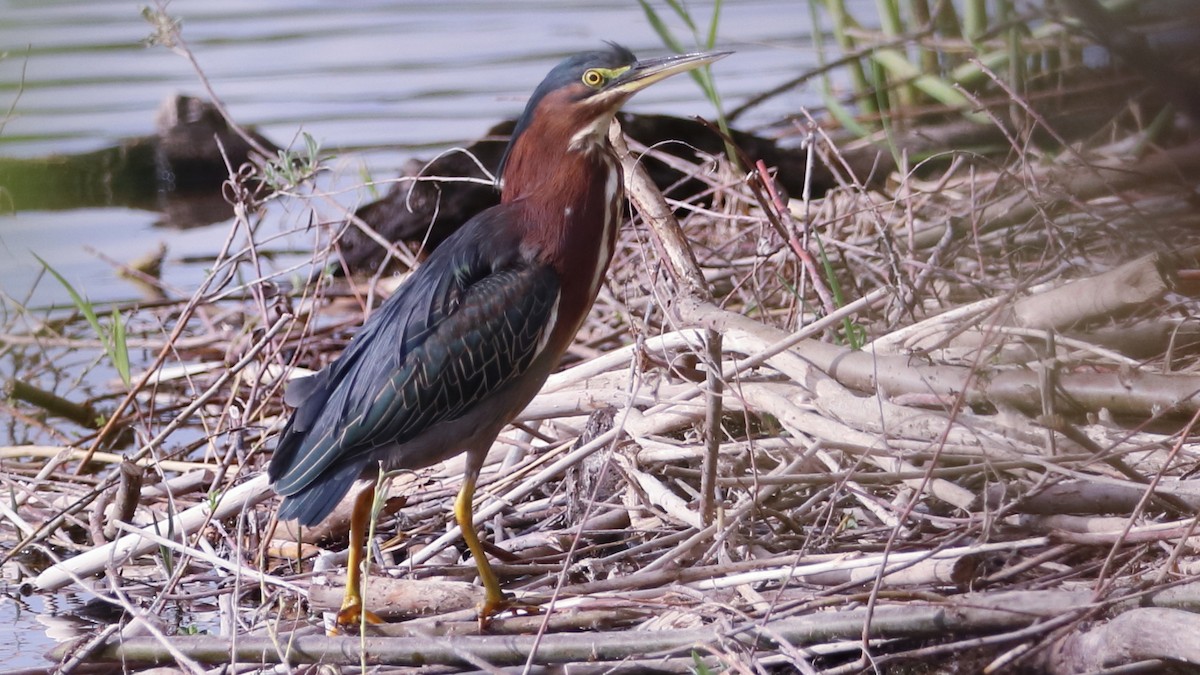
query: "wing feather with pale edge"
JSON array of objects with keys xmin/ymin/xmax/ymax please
[{"xmin": 269, "ymin": 217, "xmax": 559, "ymax": 525}]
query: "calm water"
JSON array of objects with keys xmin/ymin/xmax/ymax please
[
  {"xmin": 0, "ymin": 0, "xmax": 849, "ymax": 666},
  {"xmin": 0, "ymin": 0, "xmax": 831, "ymax": 308}
]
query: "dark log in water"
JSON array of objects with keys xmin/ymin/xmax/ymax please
[{"xmin": 0, "ymin": 94, "xmax": 277, "ymax": 228}]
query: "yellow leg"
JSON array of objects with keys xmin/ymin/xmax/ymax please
[
  {"xmin": 334, "ymin": 485, "xmax": 384, "ymax": 630},
  {"xmin": 454, "ymin": 464, "xmax": 509, "ymax": 620}
]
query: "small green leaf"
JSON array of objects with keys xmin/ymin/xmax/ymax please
[
  {"xmin": 35, "ymin": 253, "xmax": 135, "ymax": 387},
  {"xmin": 109, "ymin": 307, "xmax": 131, "ymax": 387}
]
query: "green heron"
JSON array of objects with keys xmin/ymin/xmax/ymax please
[{"xmin": 269, "ymin": 43, "xmax": 728, "ymax": 626}]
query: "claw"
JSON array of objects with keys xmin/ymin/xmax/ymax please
[
  {"xmin": 477, "ymin": 590, "xmax": 541, "ymax": 629},
  {"xmin": 331, "ymin": 595, "xmax": 385, "ymax": 634}
]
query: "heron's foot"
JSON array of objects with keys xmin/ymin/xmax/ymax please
[
  {"xmin": 478, "ymin": 591, "xmax": 541, "ymax": 629},
  {"xmin": 330, "ymin": 596, "xmax": 385, "ymax": 635}
]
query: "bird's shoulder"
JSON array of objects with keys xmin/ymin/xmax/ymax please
[
  {"xmin": 361, "ymin": 202, "xmax": 541, "ymax": 343},
  {"xmin": 284, "ymin": 202, "xmax": 555, "ymax": 414},
  {"xmin": 271, "ymin": 205, "xmax": 561, "ymax": 488}
]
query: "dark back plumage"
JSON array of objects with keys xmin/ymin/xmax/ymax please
[{"xmin": 269, "ymin": 215, "xmax": 560, "ymax": 525}]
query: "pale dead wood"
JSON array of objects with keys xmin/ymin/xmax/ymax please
[
  {"xmin": 308, "ymin": 576, "xmax": 484, "ymax": 619},
  {"xmin": 31, "ymin": 474, "xmax": 275, "ymax": 592},
  {"xmin": 49, "ymin": 586, "xmax": 1200, "ymax": 668},
  {"xmin": 1040, "ymin": 608, "xmax": 1200, "ymax": 672},
  {"xmin": 1008, "ymin": 251, "xmax": 1174, "ymax": 331}
]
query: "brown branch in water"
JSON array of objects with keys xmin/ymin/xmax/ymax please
[{"xmin": 3, "ymin": 379, "xmax": 99, "ymax": 429}]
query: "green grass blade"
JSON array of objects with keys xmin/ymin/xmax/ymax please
[
  {"xmin": 35, "ymin": 253, "xmax": 133, "ymax": 388},
  {"xmin": 637, "ymin": 0, "xmax": 687, "ymax": 54},
  {"xmin": 964, "ymin": 0, "xmax": 987, "ymax": 42},
  {"xmin": 109, "ymin": 307, "xmax": 131, "ymax": 387},
  {"xmin": 705, "ymin": 0, "xmax": 722, "ymax": 49},
  {"xmin": 663, "ymin": 0, "xmax": 699, "ymax": 35},
  {"xmin": 34, "ymin": 253, "xmax": 103, "ymax": 338},
  {"xmin": 870, "ymin": 48, "xmax": 987, "ymax": 122},
  {"xmin": 635, "ymin": 0, "xmax": 726, "ymax": 122},
  {"xmin": 821, "ymin": 90, "xmax": 872, "ymax": 137},
  {"xmin": 821, "ymin": 0, "xmax": 876, "ymax": 114}
]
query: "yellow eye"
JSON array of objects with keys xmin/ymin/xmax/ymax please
[{"xmin": 581, "ymin": 69, "xmax": 606, "ymax": 88}]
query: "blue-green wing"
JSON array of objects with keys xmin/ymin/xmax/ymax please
[{"xmin": 269, "ymin": 218, "xmax": 559, "ymax": 525}]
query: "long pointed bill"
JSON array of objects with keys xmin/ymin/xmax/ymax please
[{"xmin": 603, "ymin": 50, "xmax": 732, "ymax": 97}]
